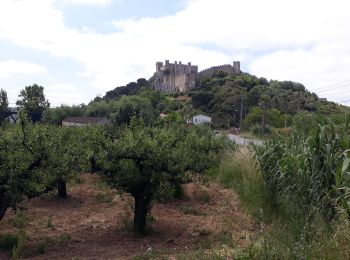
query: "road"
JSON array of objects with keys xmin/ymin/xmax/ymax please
[{"xmin": 227, "ymin": 134, "xmax": 264, "ymax": 146}]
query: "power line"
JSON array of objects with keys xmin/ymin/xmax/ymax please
[
  {"xmin": 312, "ymin": 80, "xmax": 350, "ymax": 91},
  {"xmin": 318, "ymin": 88, "xmax": 350, "ymax": 96},
  {"xmin": 316, "ymin": 84, "xmax": 350, "ymax": 93}
]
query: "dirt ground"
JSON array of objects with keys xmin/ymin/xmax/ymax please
[{"xmin": 0, "ymin": 175, "xmax": 255, "ymax": 259}]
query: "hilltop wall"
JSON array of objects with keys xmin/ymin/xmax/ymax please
[{"xmin": 199, "ymin": 61, "xmax": 240, "ymax": 79}]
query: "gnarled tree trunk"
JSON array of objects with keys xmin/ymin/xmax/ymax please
[
  {"xmin": 133, "ymin": 190, "xmax": 152, "ymax": 234},
  {"xmin": 0, "ymin": 200, "xmax": 7, "ymax": 221},
  {"xmin": 57, "ymin": 179, "xmax": 67, "ymax": 199}
]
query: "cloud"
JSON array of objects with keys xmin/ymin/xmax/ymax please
[
  {"xmin": 0, "ymin": 0, "xmax": 350, "ymax": 104},
  {"xmin": 0, "ymin": 60, "xmax": 47, "ymax": 78},
  {"xmin": 45, "ymin": 82, "xmax": 91, "ymax": 107},
  {"xmin": 60, "ymin": 0, "xmax": 112, "ymax": 5}
]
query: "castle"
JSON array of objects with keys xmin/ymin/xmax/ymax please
[{"xmin": 152, "ymin": 60, "xmax": 241, "ymax": 92}]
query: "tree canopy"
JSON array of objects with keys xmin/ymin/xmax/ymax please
[
  {"xmin": 16, "ymin": 84, "xmax": 50, "ymax": 122},
  {"xmin": 0, "ymin": 89, "xmax": 9, "ymax": 126},
  {"xmin": 99, "ymin": 118, "xmax": 231, "ymax": 233}
]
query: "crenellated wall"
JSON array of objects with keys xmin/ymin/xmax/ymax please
[
  {"xmin": 153, "ymin": 60, "xmax": 198, "ymax": 92},
  {"xmin": 152, "ymin": 60, "xmax": 241, "ymax": 92},
  {"xmin": 198, "ymin": 61, "xmax": 240, "ymax": 79}
]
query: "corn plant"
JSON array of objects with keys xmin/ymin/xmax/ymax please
[{"xmin": 254, "ymin": 122, "xmax": 350, "ymax": 225}]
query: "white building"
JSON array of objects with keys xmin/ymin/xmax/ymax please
[{"xmin": 192, "ymin": 114, "xmax": 211, "ymax": 125}]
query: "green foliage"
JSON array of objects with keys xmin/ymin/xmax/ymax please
[
  {"xmin": 254, "ymin": 120, "xmax": 350, "ymax": 224},
  {"xmin": 0, "ymin": 120, "xmax": 49, "ymax": 220},
  {"xmin": 206, "ymin": 149, "xmax": 269, "ymax": 219},
  {"xmin": 104, "ymin": 78, "xmax": 150, "ymax": 101},
  {"xmin": 42, "ymin": 126, "xmax": 89, "ymax": 198},
  {"xmin": 109, "ymin": 96, "xmax": 157, "ymax": 126},
  {"xmin": 16, "ymin": 84, "xmax": 50, "ymax": 122},
  {"xmin": 0, "ymin": 88, "xmax": 9, "ymax": 126},
  {"xmin": 250, "ymin": 124, "xmax": 271, "ymax": 137},
  {"xmin": 190, "ymin": 91, "xmax": 214, "ymax": 109},
  {"xmin": 10, "ymin": 211, "xmax": 28, "ymax": 228},
  {"xmin": 180, "ymin": 206, "xmax": 206, "ymax": 216},
  {"xmin": 42, "ymin": 105, "xmax": 85, "ymax": 125},
  {"xmin": 11, "ymin": 230, "xmax": 26, "ymax": 260},
  {"xmin": 99, "ymin": 118, "xmax": 231, "ymax": 233}
]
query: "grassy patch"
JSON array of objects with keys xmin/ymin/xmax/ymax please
[
  {"xmin": 197, "ymin": 188, "xmax": 211, "ymax": 204},
  {"xmin": 206, "ymin": 148, "xmax": 271, "ymax": 220},
  {"xmin": 46, "ymin": 215, "xmax": 54, "ymax": 228},
  {"xmin": 95, "ymin": 192, "xmax": 114, "ymax": 204},
  {"xmin": 9, "ymin": 210, "xmax": 28, "ymax": 229},
  {"xmin": 180, "ymin": 206, "xmax": 206, "ymax": 216}
]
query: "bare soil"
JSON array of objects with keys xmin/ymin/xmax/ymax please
[{"xmin": 0, "ymin": 175, "xmax": 255, "ymax": 259}]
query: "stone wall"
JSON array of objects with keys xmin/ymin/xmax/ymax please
[
  {"xmin": 152, "ymin": 60, "xmax": 241, "ymax": 92},
  {"xmin": 153, "ymin": 60, "xmax": 198, "ymax": 92},
  {"xmin": 198, "ymin": 61, "xmax": 240, "ymax": 79}
]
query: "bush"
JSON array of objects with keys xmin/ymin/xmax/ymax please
[{"xmin": 250, "ymin": 124, "xmax": 271, "ymax": 136}]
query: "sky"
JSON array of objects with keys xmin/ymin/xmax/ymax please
[{"xmin": 0, "ymin": 0, "xmax": 350, "ymax": 107}]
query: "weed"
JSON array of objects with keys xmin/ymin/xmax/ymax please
[
  {"xmin": 46, "ymin": 215, "xmax": 54, "ymax": 228},
  {"xmin": 71, "ymin": 202, "xmax": 82, "ymax": 208},
  {"xmin": 36, "ymin": 239, "xmax": 49, "ymax": 254},
  {"xmin": 180, "ymin": 206, "xmax": 206, "ymax": 216},
  {"xmin": 146, "ymin": 215, "xmax": 157, "ymax": 223},
  {"xmin": 198, "ymin": 229, "xmax": 211, "ymax": 237},
  {"xmin": 10, "ymin": 210, "xmax": 28, "ymax": 229},
  {"xmin": 95, "ymin": 192, "xmax": 114, "ymax": 204},
  {"xmin": 57, "ymin": 233, "xmax": 71, "ymax": 245},
  {"xmin": 11, "ymin": 230, "xmax": 26, "ymax": 260},
  {"xmin": 198, "ymin": 188, "xmax": 211, "ymax": 203}
]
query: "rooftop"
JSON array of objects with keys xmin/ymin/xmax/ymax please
[{"xmin": 62, "ymin": 117, "xmax": 108, "ymax": 124}]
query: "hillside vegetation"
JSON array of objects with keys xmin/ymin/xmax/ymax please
[{"xmin": 43, "ymin": 72, "xmax": 350, "ymax": 132}]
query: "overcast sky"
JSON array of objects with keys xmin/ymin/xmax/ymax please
[{"xmin": 0, "ymin": 0, "xmax": 350, "ymax": 107}]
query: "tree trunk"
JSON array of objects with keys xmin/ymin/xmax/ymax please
[
  {"xmin": 133, "ymin": 193, "xmax": 150, "ymax": 234},
  {"xmin": 90, "ymin": 156, "xmax": 98, "ymax": 173},
  {"xmin": 57, "ymin": 179, "xmax": 67, "ymax": 199},
  {"xmin": 0, "ymin": 200, "xmax": 7, "ymax": 221}
]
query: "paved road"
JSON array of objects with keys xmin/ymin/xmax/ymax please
[{"xmin": 228, "ymin": 134, "xmax": 264, "ymax": 146}]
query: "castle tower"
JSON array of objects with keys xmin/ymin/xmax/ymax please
[
  {"xmin": 233, "ymin": 61, "xmax": 240, "ymax": 74},
  {"xmin": 156, "ymin": 62, "xmax": 163, "ymax": 72}
]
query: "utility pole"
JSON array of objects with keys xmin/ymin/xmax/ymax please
[
  {"xmin": 262, "ymin": 103, "xmax": 266, "ymax": 136},
  {"xmin": 345, "ymin": 112, "xmax": 348, "ymax": 128},
  {"xmin": 297, "ymin": 91, "xmax": 300, "ymax": 114},
  {"xmin": 240, "ymin": 97, "xmax": 243, "ymax": 131}
]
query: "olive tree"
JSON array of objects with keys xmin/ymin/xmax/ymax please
[{"xmin": 99, "ymin": 118, "xmax": 231, "ymax": 233}]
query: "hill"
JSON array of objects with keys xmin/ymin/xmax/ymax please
[{"xmin": 43, "ymin": 69, "xmax": 350, "ymax": 130}]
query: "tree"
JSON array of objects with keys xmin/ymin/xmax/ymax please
[
  {"xmin": 42, "ymin": 105, "xmax": 85, "ymax": 125},
  {"xmin": 99, "ymin": 118, "xmax": 230, "ymax": 233},
  {"xmin": 0, "ymin": 89, "xmax": 9, "ymax": 126},
  {"xmin": 16, "ymin": 84, "xmax": 50, "ymax": 122},
  {"xmin": 110, "ymin": 96, "xmax": 157, "ymax": 126},
  {"xmin": 0, "ymin": 116, "xmax": 50, "ymax": 221},
  {"xmin": 42, "ymin": 126, "xmax": 88, "ymax": 199}
]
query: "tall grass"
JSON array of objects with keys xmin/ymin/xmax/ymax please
[
  {"xmin": 204, "ymin": 118, "xmax": 350, "ymax": 259},
  {"xmin": 206, "ymin": 148, "xmax": 271, "ymax": 220}
]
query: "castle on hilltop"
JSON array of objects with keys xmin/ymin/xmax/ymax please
[
  {"xmin": 152, "ymin": 60, "xmax": 241, "ymax": 92},
  {"xmin": 152, "ymin": 60, "xmax": 198, "ymax": 92}
]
